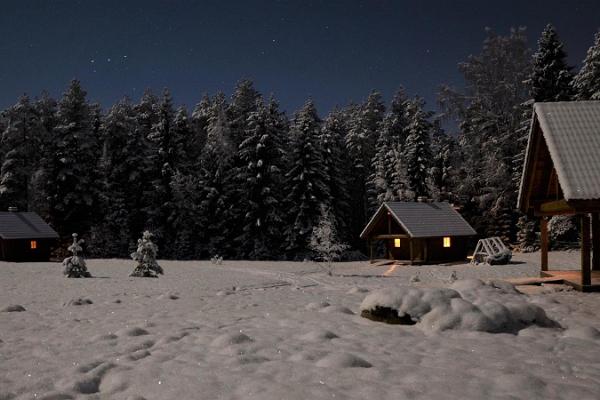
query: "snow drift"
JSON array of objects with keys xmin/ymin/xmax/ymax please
[{"xmin": 360, "ymin": 279, "xmax": 559, "ymax": 333}]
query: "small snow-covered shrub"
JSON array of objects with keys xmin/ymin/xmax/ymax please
[
  {"xmin": 63, "ymin": 233, "xmax": 91, "ymax": 278},
  {"xmin": 130, "ymin": 231, "xmax": 163, "ymax": 278},
  {"xmin": 309, "ymin": 206, "xmax": 349, "ymax": 275},
  {"xmin": 548, "ymin": 215, "xmax": 579, "ymax": 249},
  {"xmin": 210, "ymin": 255, "xmax": 223, "ymax": 265},
  {"xmin": 360, "ymin": 279, "xmax": 559, "ymax": 334}
]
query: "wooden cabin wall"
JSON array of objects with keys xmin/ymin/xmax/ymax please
[
  {"xmin": 0, "ymin": 239, "xmax": 54, "ymax": 262},
  {"xmin": 425, "ymin": 237, "xmax": 469, "ymax": 263}
]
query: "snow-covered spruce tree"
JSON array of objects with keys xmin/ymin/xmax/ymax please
[
  {"xmin": 528, "ymin": 24, "xmax": 574, "ymax": 102},
  {"xmin": 0, "ymin": 95, "xmax": 42, "ymax": 211},
  {"xmin": 145, "ymin": 89, "xmax": 177, "ymax": 256},
  {"xmin": 189, "ymin": 94, "xmax": 211, "ymax": 161},
  {"xmin": 368, "ymin": 88, "xmax": 411, "ymax": 207},
  {"xmin": 345, "ymin": 92, "xmax": 385, "ymax": 246},
  {"xmin": 283, "ymin": 99, "xmax": 330, "ymax": 259},
  {"xmin": 89, "ymin": 98, "xmax": 136, "ymax": 257},
  {"xmin": 29, "ymin": 92, "xmax": 57, "ymax": 218},
  {"xmin": 63, "ymin": 233, "xmax": 91, "ymax": 278},
  {"xmin": 573, "ymin": 30, "xmax": 600, "ymax": 100},
  {"xmin": 235, "ymin": 98, "xmax": 285, "ymax": 259},
  {"xmin": 47, "ymin": 80, "xmax": 100, "ymax": 236},
  {"xmin": 320, "ymin": 109, "xmax": 353, "ymax": 243},
  {"xmin": 516, "ymin": 215, "xmax": 538, "ymax": 252},
  {"xmin": 403, "ymin": 97, "xmax": 433, "ymax": 200},
  {"xmin": 130, "ymin": 231, "xmax": 164, "ymax": 277},
  {"xmin": 198, "ymin": 93, "xmax": 236, "ymax": 258},
  {"xmin": 169, "ymin": 171, "xmax": 202, "ymax": 259},
  {"xmin": 309, "ymin": 205, "xmax": 349, "ymax": 276},
  {"xmin": 429, "ymin": 120, "xmax": 458, "ymax": 202},
  {"xmin": 548, "ymin": 215, "xmax": 579, "ymax": 250},
  {"xmin": 228, "ymin": 79, "xmax": 261, "ymax": 149}
]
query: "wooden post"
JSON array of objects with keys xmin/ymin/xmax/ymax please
[
  {"xmin": 409, "ymin": 239, "xmax": 414, "ymax": 265},
  {"xmin": 540, "ymin": 217, "xmax": 549, "ymax": 272},
  {"xmin": 592, "ymin": 213, "xmax": 600, "ymax": 271},
  {"xmin": 369, "ymin": 239, "xmax": 373, "ymax": 264},
  {"xmin": 581, "ymin": 213, "xmax": 591, "ymax": 287}
]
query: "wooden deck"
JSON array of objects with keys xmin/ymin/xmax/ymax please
[{"xmin": 540, "ymin": 270, "xmax": 600, "ymax": 292}]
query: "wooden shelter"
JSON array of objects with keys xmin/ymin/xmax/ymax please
[
  {"xmin": 518, "ymin": 101, "xmax": 600, "ymax": 291},
  {"xmin": 0, "ymin": 208, "xmax": 58, "ymax": 262},
  {"xmin": 360, "ymin": 201, "xmax": 476, "ymax": 264}
]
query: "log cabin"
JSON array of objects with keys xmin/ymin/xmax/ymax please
[
  {"xmin": 518, "ymin": 101, "xmax": 600, "ymax": 291},
  {"xmin": 0, "ymin": 208, "xmax": 59, "ymax": 261},
  {"xmin": 361, "ymin": 201, "xmax": 476, "ymax": 264}
]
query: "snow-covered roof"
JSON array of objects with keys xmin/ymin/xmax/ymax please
[
  {"xmin": 0, "ymin": 212, "xmax": 59, "ymax": 240},
  {"xmin": 518, "ymin": 101, "xmax": 600, "ymax": 208},
  {"xmin": 360, "ymin": 202, "xmax": 476, "ymax": 239}
]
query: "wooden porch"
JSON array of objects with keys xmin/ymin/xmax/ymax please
[{"xmin": 540, "ymin": 270, "xmax": 600, "ymax": 292}]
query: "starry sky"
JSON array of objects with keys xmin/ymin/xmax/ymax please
[{"xmin": 0, "ymin": 0, "xmax": 599, "ymax": 116}]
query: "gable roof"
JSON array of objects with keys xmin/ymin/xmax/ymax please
[
  {"xmin": 518, "ymin": 101, "xmax": 600, "ymax": 210},
  {"xmin": 0, "ymin": 212, "xmax": 59, "ymax": 240},
  {"xmin": 360, "ymin": 202, "xmax": 476, "ymax": 239}
]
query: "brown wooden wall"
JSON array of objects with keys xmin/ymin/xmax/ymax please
[
  {"xmin": 0, "ymin": 239, "xmax": 54, "ymax": 262},
  {"xmin": 385, "ymin": 236, "xmax": 470, "ymax": 264}
]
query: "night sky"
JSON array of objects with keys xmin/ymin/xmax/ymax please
[{"xmin": 1, "ymin": 0, "xmax": 599, "ymax": 115}]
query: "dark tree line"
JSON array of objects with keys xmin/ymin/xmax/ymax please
[{"xmin": 0, "ymin": 25, "xmax": 598, "ymax": 259}]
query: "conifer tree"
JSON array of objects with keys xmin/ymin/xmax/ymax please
[
  {"xmin": 429, "ymin": 121, "xmax": 457, "ymax": 202},
  {"xmin": 236, "ymin": 99, "xmax": 285, "ymax": 259},
  {"xmin": 573, "ymin": 30, "xmax": 600, "ymax": 100},
  {"xmin": 198, "ymin": 93, "xmax": 235, "ymax": 257},
  {"xmin": 283, "ymin": 100, "xmax": 329, "ymax": 259},
  {"xmin": 90, "ymin": 98, "xmax": 136, "ymax": 257},
  {"xmin": 528, "ymin": 24, "xmax": 574, "ymax": 102},
  {"xmin": 320, "ymin": 109, "xmax": 352, "ymax": 242},
  {"xmin": 345, "ymin": 92, "xmax": 385, "ymax": 246},
  {"xmin": 63, "ymin": 233, "xmax": 91, "ymax": 278},
  {"xmin": 130, "ymin": 231, "xmax": 164, "ymax": 277},
  {"xmin": 404, "ymin": 97, "xmax": 433, "ymax": 200},
  {"xmin": 146, "ymin": 89, "xmax": 177, "ymax": 255},
  {"xmin": 228, "ymin": 79, "xmax": 261, "ymax": 148},
  {"xmin": 48, "ymin": 80, "xmax": 99, "ymax": 236},
  {"xmin": 0, "ymin": 95, "xmax": 42, "ymax": 211}
]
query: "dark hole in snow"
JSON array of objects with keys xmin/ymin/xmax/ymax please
[{"xmin": 360, "ymin": 306, "xmax": 416, "ymax": 325}]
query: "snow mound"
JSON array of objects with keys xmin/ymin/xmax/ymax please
[
  {"xmin": 299, "ymin": 329, "xmax": 339, "ymax": 342},
  {"xmin": 117, "ymin": 327, "xmax": 149, "ymax": 337},
  {"xmin": 63, "ymin": 298, "xmax": 93, "ymax": 306},
  {"xmin": 210, "ymin": 332, "xmax": 253, "ymax": 347},
  {"xmin": 315, "ymin": 353, "xmax": 372, "ymax": 368},
  {"xmin": 360, "ymin": 279, "xmax": 559, "ymax": 334},
  {"xmin": 319, "ymin": 305, "xmax": 354, "ymax": 315},
  {"xmin": 2, "ymin": 304, "xmax": 26, "ymax": 312},
  {"xmin": 305, "ymin": 301, "xmax": 330, "ymax": 310},
  {"xmin": 563, "ymin": 326, "xmax": 600, "ymax": 340}
]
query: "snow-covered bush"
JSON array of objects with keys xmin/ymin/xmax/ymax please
[
  {"xmin": 63, "ymin": 233, "xmax": 91, "ymax": 278},
  {"xmin": 309, "ymin": 206, "xmax": 349, "ymax": 276},
  {"xmin": 130, "ymin": 231, "xmax": 164, "ymax": 278},
  {"xmin": 210, "ymin": 255, "xmax": 223, "ymax": 265},
  {"xmin": 548, "ymin": 215, "xmax": 579, "ymax": 249},
  {"xmin": 360, "ymin": 279, "xmax": 559, "ymax": 334}
]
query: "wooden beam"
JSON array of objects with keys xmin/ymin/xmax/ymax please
[
  {"xmin": 369, "ymin": 240, "xmax": 373, "ymax": 264},
  {"xmin": 581, "ymin": 214, "xmax": 591, "ymax": 286},
  {"xmin": 593, "ymin": 213, "xmax": 600, "ymax": 271},
  {"xmin": 409, "ymin": 239, "xmax": 414, "ymax": 264},
  {"xmin": 538, "ymin": 199, "xmax": 575, "ymax": 215},
  {"xmin": 373, "ymin": 234, "xmax": 410, "ymax": 239},
  {"xmin": 540, "ymin": 217, "xmax": 548, "ymax": 272}
]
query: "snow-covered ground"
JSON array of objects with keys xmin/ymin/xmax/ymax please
[{"xmin": 1, "ymin": 251, "xmax": 600, "ymax": 400}]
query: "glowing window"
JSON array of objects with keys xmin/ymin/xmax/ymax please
[
  {"xmin": 443, "ymin": 237, "xmax": 451, "ymax": 248},
  {"xmin": 30, "ymin": 240, "xmax": 37, "ymax": 250},
  {"xmin": 394, "ymin": 238, "xmax": 401, "ymax": 248}
]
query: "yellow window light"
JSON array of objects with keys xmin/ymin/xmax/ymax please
[
  {"xmin": 30, "ymin": 240, "xmax": 37, "ymax": 250},
  {"xmin": 394, "ymin": 238, "xmax": 401, "ymax": 248},
  {"xmin": 443, "ymin": 237, "xmax": 451, "ymax": 248}
]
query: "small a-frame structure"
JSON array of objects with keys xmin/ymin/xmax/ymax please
[
  {"xmin": 518, "ymin": 101, "xmax": 600, "ymax": 291},
  {"xmin": 361, "ymin": 201, "xmax": 476, "ymax": 264}
]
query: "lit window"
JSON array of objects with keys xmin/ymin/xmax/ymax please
[
  {"xmin": 443, "ymin": 237, "xmax": 451, "ymax": 248},
  {"xmin": 30, "ymin": 240, "xmax": 37, "ymax": 250},
  {"xmin": 394, "ymin": 238, "xmax": 401, "ymax": 248}
]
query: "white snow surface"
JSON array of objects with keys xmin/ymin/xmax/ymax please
[{"xmin": 1, "ymin": 251, "xmax": 600, "ymax": 400}]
